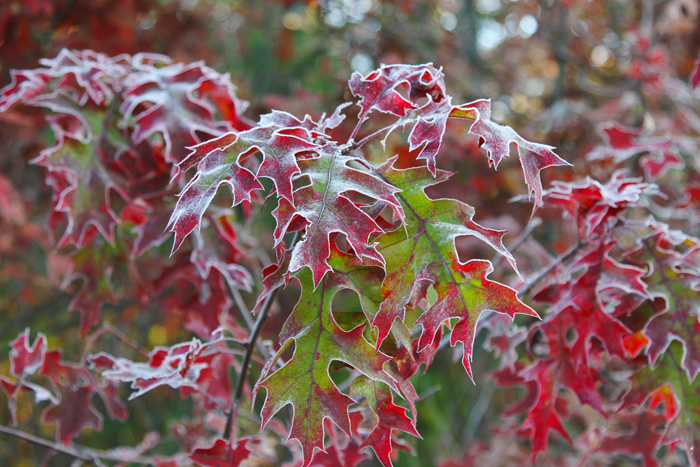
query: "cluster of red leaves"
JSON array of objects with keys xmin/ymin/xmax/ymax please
[
  {"xmin": 5, "ymin": 42, "xmax": 700, "ymax": 467},
  {"xmin": 447, "ymin": 174, "xmax": 700, "ymax": 466},
  {"xmin": 441, "ymin": 44, "xmax": 700, "ymax": 466},
  {"xmin": 0, "ymin": 49, "xmax": 261, "ymax": 464}
]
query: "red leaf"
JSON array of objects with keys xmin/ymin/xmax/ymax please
[
  {"xmin": 350, "ymin": 377, "xmax": 419, "ymax": 467},
  {"xmin": 349, "ymin": 64, "xmax": 444, "ymax": 119},
  {"xmin": 188, "ymin": 437, "xmax": 255, "ymax": 467},
  {"xmin": 518, "ymin": 360, "xmax": 572, "ymax": 462},
  {"xmin": 453, "ymin": 99, "xmax": 570, "ymax": 212},
  {"xmin": 273, "ymin": 148, "xmax": 403, "ymax": 287},
  {"xmin": 42, "ymin": 385, "xmax": 103, "ymax": 445},
  {"xmin": 9, "ymin": 328, "xmax": 47, "ymax": 377},
  {"xmin": 597, "ymin": 409, "xmax": 668, "ymax": 467},
  {"xmin": 416, "ymin": 260, "xmax": 535, "ymax": 379},
  {"xmin": 690, "ymin": 55, "xmax": 700, "ymax": 90},
  {"xmin": 122, "ymin": 61, "xmax": 243, "ymax": 163},
  {"xmin": 93, "ymin": 336, "xmax": 228, "ymax": 400}
]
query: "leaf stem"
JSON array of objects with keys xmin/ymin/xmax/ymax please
[
  {"xmin": 348, "ymin": 112, "xmax": 368, "ymax": 144},
  {"xmin": 354, "ymin": 126, "xmax": 392, "ymax": 151}
]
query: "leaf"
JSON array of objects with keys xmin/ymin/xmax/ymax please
[
  {"xmin": 0, "ymin": 49, "xmax": 126, "ymax": 112},
  {"xmin": 41, "ymin": 349, "xmax": 91, "ymax": 390},
  {"xmin": 350, "ymin": 376, "xmax": 419, "ymax": 467},
  {"xmin": 517, "ymin": 360, "xmax": 572, "ymax": 462},
  {"xmin": 349, "ymin": 63, "xmax": 444, "ymax": 120},
  {"xmin": 188, "ymin": 437, "xmax": 255, "ymax": 467},
  {"xmin": 543, "ymin": 172, "xmax": 658, "ymax": 239},
  {"xmin": 622, "ymin": 353, "xmax": 700, "ymax": 465},
  {"xmin": 121, "ymin": 61, "xmax": 244, "ymax": 163},
  {"xmin": 189, "ymin": 215, "xmax": 253, "ymax": 291},
  {"xmin": 692, "ymin": 55, "xmax": 700, "ymax": 90},
  {"xmin": 93, "ymin": 336, "xmax": 226, "ymax": 400},
  {"xmin": 370, "ymin": 159, "xmax": 535, "ymax": 377},
  {"xmin": 168, "ymin": 110, "xmax": 327, "ymax": 253},
  {"xmin": 639, "ymin": 148, "xmax": 685, "ymax": 180},
  {"xmin": 63, "ymin": 244, "xmax": 118, "ymax": 337},
  {"xmin": 597, "ymin": 408, "xmax": 668, "ymax": 467},
  {"xmin": 587, "ymin": 123, "xmax": 681, "ymax": 179},
  {"xmin": 273, "ymin": 147, "xmax": 403, "ymax": 287},
  {"xmin": 532, "ymin": 241, "xmax": 649, "ymax": 368},
  {"xmin": 42, "ymin": 385, "xmax": 103, "ymax": 445},
  {"xmin": 451, "ymin": 99, "xmax": 570, "ymax": 212},
  {"xmin": 9, "ymin": 328, "xmax": 47, "ymax": 377},
  {"xmin": 33, "ymin": 113, "xmax": 128, "ymax": 249},
  {"xmin": 622, "ymin": 223, "xmax": 700, "ymax": 381},
  {"xmin": 258, "ymin": 262, "xmax": 396, "ymax": 466}
]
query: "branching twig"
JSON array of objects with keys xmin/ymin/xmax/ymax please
[{"xmin": 354, "ymin": 126, "xmax": 393, "ymax": 151}]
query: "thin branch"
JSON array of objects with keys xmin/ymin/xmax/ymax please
[
  {"xmin": 228, "ymin": 283, "xmax": 255, "ymax": 332},
  {"xmin": 0, "ymin": 425, "xmax": 97, "ymax": 464},
  {"xmin": 348, "ymin": 112, "xmax": 368, "ymax": 144},
  {"xmin": 222, "ymin": 231, "xmax": 301, "ymax": 441},
  {"xmin": 462, "ymin": 380, "xmax": 494, "ymax": 444},
  {"xmin": 491, "ymin": 217, "xmax": 542, "ymax": 269},
  {"xmin": 224, "ymin": 277, "xmax": 271, "ymax": 363},
  {"xmin": 517, "ymin": 240, "xmax": 586, "ymax": 299},
  {"xmin": 0, "ymin": 424, "xmax": 160, "ymax": 465},
  {"xmin": 102, "ymin": 322, "xmax": 150, "ymax": 357}
]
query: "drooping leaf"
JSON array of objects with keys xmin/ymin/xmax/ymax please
[{"xmin": 450, "ymin": 99, "xmax": 570, "ymax": 212}]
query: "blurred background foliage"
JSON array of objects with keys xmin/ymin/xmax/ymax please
[{"xmin": 1, "ymin": 0, "xmax": 699, "ymax": 465}]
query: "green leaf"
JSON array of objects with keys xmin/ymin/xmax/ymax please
[
  {"xmin": 258, "ymin": 250, "xmax": 396, "ymax": 466},
  {"xmin": 371, "ymin": 158, "xmax": 537, "ymax": 378}
]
